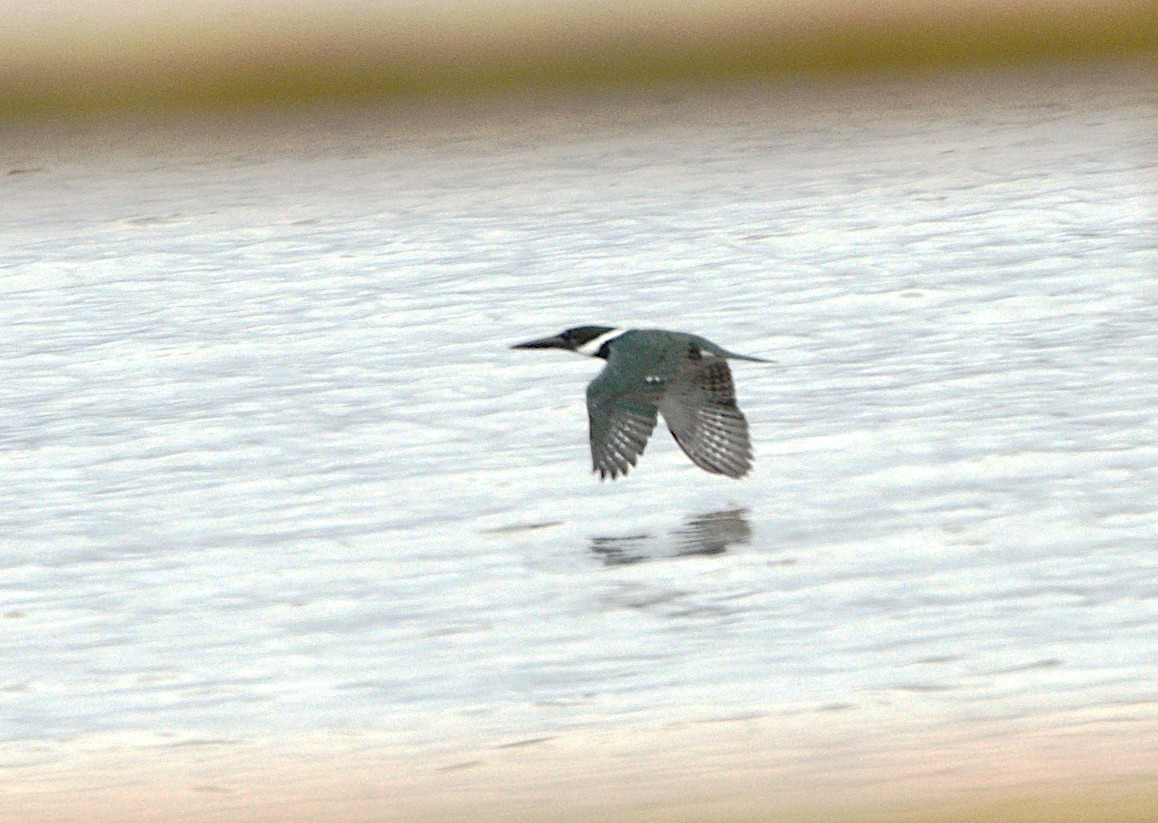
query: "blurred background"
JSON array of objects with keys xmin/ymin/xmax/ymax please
[{"xmin": 3, "ymin": 0, "xmax": 1156, "ymax": 116}]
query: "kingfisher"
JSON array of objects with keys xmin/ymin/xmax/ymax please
[{"xmin": 512, "ymin": 326, "xmax": 770, "ymax": 480}]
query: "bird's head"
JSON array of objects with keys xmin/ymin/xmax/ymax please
[{"xmin": 511, "ymin": 326, "xmax": 622, "ymax": 358}]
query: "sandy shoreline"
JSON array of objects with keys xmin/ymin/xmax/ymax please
[{"xmin": 6, "ymin": 718, "xmax": 1156, "ymax": 823}]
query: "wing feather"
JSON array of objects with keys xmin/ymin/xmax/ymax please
[
  {"xmin": 587, "ymin": 399, "xmax": 658, "ymax": 480},
  {"xmin": 586, "ymin": 361, "xmax": 660, "ymax": 481},
  {"xmin": 658, "ymin": 359, "xmax": 754, "ymax": 479}
]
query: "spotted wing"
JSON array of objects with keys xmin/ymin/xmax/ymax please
[
  {"xmin": 586, "ymin": 372, "xmax": 660, "ymax": 481},
  {"xmin": 657, "ymin": 358, "xmax": 753, "ymax": 479}
]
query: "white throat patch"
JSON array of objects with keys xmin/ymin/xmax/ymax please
[{"xmin": 577, "ymin": 328, "xmax": 628, "ymax": 357}]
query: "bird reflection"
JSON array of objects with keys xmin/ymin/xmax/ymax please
[
  {"xmin": 590, "ymin": 533, "xmax": 652, "ymax": 566},
  {"xmin": 589, "ymin": 508, "xmax": 751, "ymax": 566},
  {"xmin": 672, "ymin": 508, "xmax": 752, "ymax": 557}
]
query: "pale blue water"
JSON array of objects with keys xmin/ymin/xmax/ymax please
[{"xmin": 2, "ymin": 66, "xmax": 1156, "ymax": 821}]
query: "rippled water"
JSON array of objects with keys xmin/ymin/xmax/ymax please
[{"xmin": 2, "ymin": 66, "xmax": 1156, "ymax": 821}]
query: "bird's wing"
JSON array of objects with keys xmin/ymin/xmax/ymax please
[
  {"xmin": 586, "ymin": 367, "xmax": 660, "ymax": 481},
  {"xmin": 658, "ymin": 358, "xmax": 753, "ymax": 479}
]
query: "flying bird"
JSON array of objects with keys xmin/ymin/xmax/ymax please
[{"xmin": 512, "ymin": 326, "xmax": 769, "ymax": 480}]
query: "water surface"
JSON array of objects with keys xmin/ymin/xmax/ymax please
[{"xmin": 2, "ymin": 66, "xmax": 1156, "ymax": 821}]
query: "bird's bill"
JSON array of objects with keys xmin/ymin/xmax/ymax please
[{"xmin": 511, "ymin": 334, "xmax": 569, "ymax": 350}]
